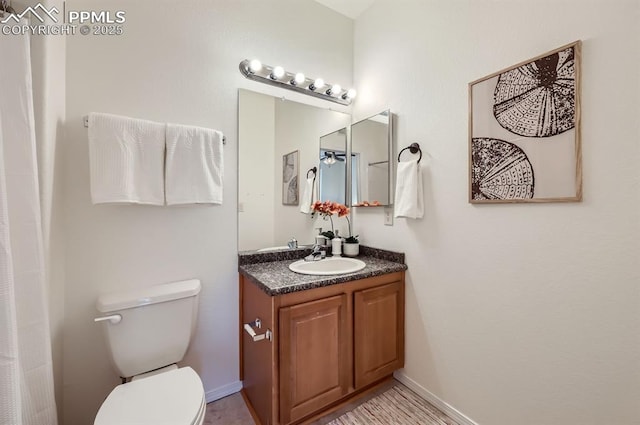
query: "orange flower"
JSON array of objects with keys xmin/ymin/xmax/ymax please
[
  {"xmin": 312, "ymin": 201, "xmax": 349, "ymax": 217},
  {"xmin": 311, "ymin": 201, "xmax": 354, "ymax": 238}
]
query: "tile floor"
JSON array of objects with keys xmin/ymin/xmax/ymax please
[{"xmin": 204, "ymin": 380, "xmax": 453, "ymax": 425}]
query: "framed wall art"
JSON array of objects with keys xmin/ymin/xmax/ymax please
[
  {"xmin": 282, "ymin": 150, "xmax": 299, "ymax": 205},
  {"xmin": 469, "ymin": 40, "xmax": 582, "ymax": 203}
]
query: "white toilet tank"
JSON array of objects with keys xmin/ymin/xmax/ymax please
[{"xmin": 96, "ymin": 279, "xmax": 201, "ymax": 378}]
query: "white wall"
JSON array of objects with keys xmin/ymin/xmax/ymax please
[
  {"xmin": 62, "ymin": 1, "xmax": 353, "ymax": 424},
  {"xmin": 353, "ymin": 1, "xmax": 640, "ymax": 424}
]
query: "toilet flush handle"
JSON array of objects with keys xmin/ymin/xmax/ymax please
[{"xmin": 94, "ymin": 314, "xmax": 122, "ymax": 324}]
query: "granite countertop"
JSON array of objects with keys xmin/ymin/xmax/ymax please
[{"xmin": 238, "ymin": 246, "xmax": 407, "ymax": 296}]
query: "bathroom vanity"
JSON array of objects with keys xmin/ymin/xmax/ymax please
[{"xmin": 238, "ymin": 247, "xmax": 406, "ymax": 425}]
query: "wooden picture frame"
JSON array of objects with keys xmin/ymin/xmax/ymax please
[
  {"xmin": 469, "ymin": 40, "xmax": 582, "ymax": 203},
  {"xmin": 282, "ymin": 150, "xmax": 299, "ymax": 205}
]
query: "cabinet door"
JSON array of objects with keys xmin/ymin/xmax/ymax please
[
  {"xmin": 354, "ymin": 281, "xmax": 404, "ymax": 388},
  {"xmin": 279, "ymin": 294, "xmax": 349, "ymax": 424}
]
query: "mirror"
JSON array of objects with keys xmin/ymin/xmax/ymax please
[
  {"xmin": 318, "ymin": 128, "xmax": 348, "ymax": 205},
  {"xmin": 238, "ymin": 89, "xmax": 350, "ymax": 251},
  {"xmin": 350, "ymin": 110, "xmax": 392, "ymax": 207}
]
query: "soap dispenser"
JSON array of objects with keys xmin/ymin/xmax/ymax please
[
  {"xmin": 331, "ymin": 230, "xmax": 342, "ymax": 257},
  {"xmin": 315, "ymin": 227, "xmax": 327, "ymax": 247}
]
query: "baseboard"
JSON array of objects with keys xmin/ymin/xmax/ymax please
[
  {"xmin": 394, "ymin": 371, "xmax": 479, "ymax": 425},
  {"xmin": 205, "ymin": 380, "xmax": 243, "ymax": 403}
]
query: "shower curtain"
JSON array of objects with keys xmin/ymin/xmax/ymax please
[{"xmin": 0, "ymin": 25, "xmax": 58, "ymax": 425}]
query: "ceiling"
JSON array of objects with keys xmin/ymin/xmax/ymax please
[{"xmin": 313, "ymin": 0, "xmax": 376, "ymax": 19}]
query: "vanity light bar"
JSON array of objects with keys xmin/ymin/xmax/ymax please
[{"xmin": 238, "ymin": 59, "xmax": 356, "ymax": 106}]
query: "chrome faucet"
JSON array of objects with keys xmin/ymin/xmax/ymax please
[
  {"xmin": 304, "ymin": 244, "xmax": 326, "ymax": 261},
  {"xmin": 287, "ymin": 237, "xmax": 298, "ymax": 249}
]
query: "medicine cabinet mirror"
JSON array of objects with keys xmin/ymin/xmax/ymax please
[{"xmin": 350, "ymin": 110, "xmax": 393, "ymax": 207}]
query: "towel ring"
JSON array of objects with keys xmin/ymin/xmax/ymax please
[
  {"xmin": 398, "ymin": 142, "xmax": 422, "ymax": 163},
  {"xmin": 306, "ymin": 167, "xmax": 317, "ymax": 178}
]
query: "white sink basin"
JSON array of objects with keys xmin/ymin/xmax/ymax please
[
  {"xmin": 256, "ymin": 245, "xmax": 289, "ymax": 252},
  {"xmin": 289, "ymin": 257, "xmax": 366, "ymax": 276}
]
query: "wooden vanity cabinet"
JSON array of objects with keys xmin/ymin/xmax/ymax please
[{"xmin": 240, "ymin": 271, "xmax": 405, "ymax": 425}]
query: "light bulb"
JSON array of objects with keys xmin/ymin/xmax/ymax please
[
  {"xmin": 270, "ymin": 66, "xmax": 285, "ymax": 80},
  {"xmin": 293, "ymin": 73, "xmax": 305, "ymax": 85},
  {"xmin": 310, "ymin": 78, "xmax": 324, "ymax": 91},
  {"xmin": 248, "ymin": 59, "xmax": 262, "ymax": 73},
  {"xmin": 343, "ymin": 88, "xmax": 357, "ymax": 100},
  {"xmin": 327, "ymin": 84, "xmax": 342, "ymax": 96},
  {"xmin": 323, "ymin": 153, "xmax": 336, "ymax": 165}
]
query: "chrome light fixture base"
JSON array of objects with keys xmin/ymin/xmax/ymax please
[{"xmin": 239, "ymin": 59, "xmax": 354, "ymax": 106}]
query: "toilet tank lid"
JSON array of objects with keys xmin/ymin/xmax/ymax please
[{"xmin": 97, "ymin": 279, "xmax": 201, "ymax": 313}]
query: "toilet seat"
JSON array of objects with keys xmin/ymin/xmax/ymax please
[{"xmin": 94, "ymin": 367, "xmax": 205, "ymax": 425}]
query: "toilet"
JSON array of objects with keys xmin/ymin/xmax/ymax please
[{"xmin": 93, "ymin": 279, "xmax": 205, "ymax": 425}]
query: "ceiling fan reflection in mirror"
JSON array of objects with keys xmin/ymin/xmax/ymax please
[{"xmin": 320, "ymin": 151, "xmax": 346, "ymax": 165}]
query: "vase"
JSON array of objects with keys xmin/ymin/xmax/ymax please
[{"xmin": 343, "ymin": 242, "xmax": 359, "ymax": 257}]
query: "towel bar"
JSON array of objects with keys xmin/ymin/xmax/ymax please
[
  {"xmin": 398, "ymin": 142, "xmax": 422, "ymax": 163},
  {"xmin": 83, "ymin": 115, "xmax": 226, "ymax": 144},
  {"xmin": 243, "ymin": 318, "xmax": 272, "ymax": 342},
  {"xmin": 306, "ymin": 167, "xmax": 317, "ymax": 178}
]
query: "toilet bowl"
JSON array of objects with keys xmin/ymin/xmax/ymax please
[{"xmin": 95, "ymin": 366, "xmax": 205, "ymax": 425}]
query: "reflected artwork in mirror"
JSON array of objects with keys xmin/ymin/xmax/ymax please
[
  {"xmin": 238, "ymin": 89, "xmax": 350, "ymax": 251},
  {"xmin": 351, "ymin": 110, "xmax": 392, "ymax": 207}
]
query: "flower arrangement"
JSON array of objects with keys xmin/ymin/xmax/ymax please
[
  {"xmin": 311, "ymin": 200, "xmax": 349, "ymax": 217},
  {"xmin": 311, "ymin": 201, "xmax": 355, "ymax": 241},
  {"xmin": 344, "ymin": 234, "xmax": 359, "ymax": 244}
]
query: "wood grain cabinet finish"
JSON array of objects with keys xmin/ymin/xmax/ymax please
[
  {"xmin": 354, "ymin": 281, "xmax": 404, "ymax": 388},
  {"xmin": 240, "ymin": 271, "xmax": 404, "ymax": 425},
  {"xmin": 279, "ymin": 295, "xmax": 349, "ymax": 424}
]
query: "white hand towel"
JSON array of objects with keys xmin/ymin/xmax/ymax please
[
  {"xmin": 165, "ymin": 123, "xmax": 224, "ymax": 205},
  {"xmin": 88, "ymin": 113, "xmax": 166, "ymax": 205},
  {"xmin": 394, "ymin": 159, "xmax": 424, "ymax": 219},
  {"xmin": 299, "ymin": 176, "xmax": 315, "ymax": 214}
]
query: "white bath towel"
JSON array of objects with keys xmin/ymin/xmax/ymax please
[
  {"xmin": 88, "ymin": 113, "xmax": 166, "ymax": 205},
  {"xmin": 165, "ymin": 123, "xmax": 224, "ymax": 205},
  {"xmin": 394, "ymin": 159, "xmax": 423, "ymax": 219},
  {"xmin": 299, "ymin": 176, "xmax": 315, "ymax": 214}
]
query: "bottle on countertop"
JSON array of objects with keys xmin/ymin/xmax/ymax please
[
  {"xmin": 315, "ymin": 227, "xmax": 327, "ymax": 247},
  {"xmin": 331, "ymin": 230, "xmax": 342, "ymax": 257}
]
